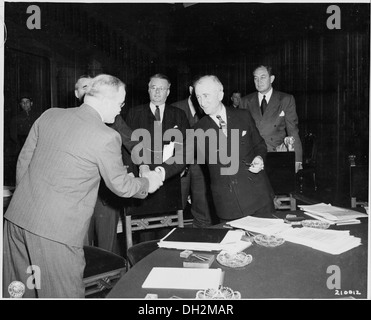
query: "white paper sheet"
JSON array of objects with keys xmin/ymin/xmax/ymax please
[
  {"xmin": 227, "ymin": 216, "xmax": 292, "ymax": 235},
  {"xmin": 142, "ymin": 267, "xmax": 224, "ymax": 290},
  {"xmin": 158, "ymin": 230, "xmax": 251, "ymax": 253}
]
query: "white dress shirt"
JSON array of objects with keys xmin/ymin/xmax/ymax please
[
  {"xmin": 150, "ymin": 102, "xmax": 165, "ymax": 122},
  {"xmin": 258, "ymin": 88, "xmax": 273, "ymax": 106}
]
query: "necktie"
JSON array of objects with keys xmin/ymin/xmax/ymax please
[
  {"xmin": 155, "ymin": 106, "xmax": 161, "ymax": 121},
  {"xmin": 261, "ymin": 95, "xmax": 267, "ymax": 115},
  {"xmin": 216, "ymin": 115, "xmax": 227, "ymax": 136}
]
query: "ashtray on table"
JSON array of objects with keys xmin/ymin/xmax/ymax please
[
  {"xmin": 301, "ymin": 220, "xmax": 330, "ymax": 229},
  {"xmin": 216, "ymin": 251, "xmax": 253, "ymax": 268},
  {"xmin": 253, "ymin": 234, "xmax": 285, "ymax": 247}
]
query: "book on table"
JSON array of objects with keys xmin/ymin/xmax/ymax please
[{"xmin": 158, "ymin": 227, "xmax": 251, "ymax": 253}]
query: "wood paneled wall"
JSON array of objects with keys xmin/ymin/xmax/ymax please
[
  {"xmin": 3, "ymin": 3, "xmax": 369, "ymax": 205},
  {"xmin": 184, "ymin": 30, "xmax": 369, "ymax": 204}
]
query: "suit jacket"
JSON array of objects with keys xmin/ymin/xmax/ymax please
[
  {"xmin": 5, "ymin": 104, "xmax": 149, "ymax": 247},
  {"xmin": 124, "ymin": 103, "xmax": 190, "ymax": 214},
  {"xmin": 172, "ymin": 98, "xmax": 198, "ymax": 127},
  {"xmin": 241, "ymin": 90, "xmax": 303, "ymax": 162},
  {"xmin": 193, "ymin": 107, "xmax": 274, "ymax": 220}
]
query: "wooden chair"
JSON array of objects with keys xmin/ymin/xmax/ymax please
[
  {"xmin": 83, "ymin": 246, "xmax": 127, "ymax": 297},
  {"xmin": 124, "ymin": 209, "xmax": 184, "ymax": 268},
  {"xmin": 349, "ymin": 155, "xmax": 369, "ymax": 208},
  {"xmin": 298, "ymin": 133, "xmax": 318, "ymax": 193}
]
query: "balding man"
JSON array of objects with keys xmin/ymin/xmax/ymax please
[
  {"xmin": 3, "ymin": 74, "xmax": 163, "ymax": 298},
  {"xmin": 193, "ymin": 75, "xmax": 275, "ymax": 222}
]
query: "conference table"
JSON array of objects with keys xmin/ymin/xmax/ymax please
[{"xmin": 107, "ymin": 210, "xmax": 368, "ymax": 299}]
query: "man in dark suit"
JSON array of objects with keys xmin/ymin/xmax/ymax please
[
  {"xmin": 229, "ymin": 90, "xmax": 242, "ymax": 109},
  {"xmin": 172, "ymin": 84, "xmax": 215, "ymax": 227},
  {"xmin": 192, "ymin": 75, "xmax": 275, "ymax": 221},
  {"xmin": 124, "ymin": 73, "xmax": 189, "ymax": 215},
  {"xmin": 3, "ymin": 74, "xmax": 163, "ymax": 298},
  {"xmin": 240, "ymin": 65, "xmax": 303, "ymax": 173}
]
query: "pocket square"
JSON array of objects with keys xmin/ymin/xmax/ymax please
[
  {"xmin": 242, "ymin": 130, "xmax": 247, "ymax": 136},
  {"xmin": 279, "ymin": 111, "xmax": 285, "ymax": 117}
]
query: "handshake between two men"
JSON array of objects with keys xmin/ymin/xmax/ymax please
[
  {"xmin": 134, "ymin": 155, "xmax": 265, "ymax": 195},
  {"xmin": 138, "ymin": 165, "xmax": 164, "ymax": 193}
]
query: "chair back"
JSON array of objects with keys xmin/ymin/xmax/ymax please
[
  {"xmin": 349, "ymin": 155, "xmax": 369, "ymax": 207},
  {"xmin": 265, "ymin": 151, "xmax": 296, "ymax": 194},
  {"xmin": 303, "ymin": 133, "xmax": 317, "ymax": 167}
]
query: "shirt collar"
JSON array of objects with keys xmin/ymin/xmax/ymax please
[
  {"xmin": 150, "ymin": 102, "xmax": 165, "ymax": 122},
  {"xmin": 258, "ymin": 88, "xmax": 273, "ymax": 103},
  {"xmin": 210, "ymin": 104, "xmax": 227, "ymax": 126}
]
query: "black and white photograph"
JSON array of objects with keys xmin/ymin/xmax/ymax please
[{"xmin": 1, "ymin": 0, "xmax": 369, "ymax": 303}]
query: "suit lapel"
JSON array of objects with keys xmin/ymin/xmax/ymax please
[
  {"xmin": 250, "ymin": 93, "xmax": 263, "ymax": 119},
  {"xmin": 266, "ymin": 90, "xmax": 280, "ymax": 116}
]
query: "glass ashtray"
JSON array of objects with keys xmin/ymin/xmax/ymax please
[
  {"xmin": 301, "ymin": 220, "xmax": 330, "ymax": 229},
  {"xmin": 253, "ymin": 234, "xmax": 285, "ymax": 247},
  {"xmin": 196, "ymin": 286, "xmax": 241, "ymax": 299},
  {"xmin": 216, "ymin": 251, "xmax": 253, "ymax": 268}
]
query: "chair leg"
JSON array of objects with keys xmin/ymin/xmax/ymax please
[
  {"xmin": 177, "ymin": 210, "xmax": 184, "ymax": 227},
  {"xmin": 289, "ymin": 194, "xmax": 296, "ymax": 211},
  {"xmin": 125, "ymin": 215, "xmax": 133, "ymax": 250}
]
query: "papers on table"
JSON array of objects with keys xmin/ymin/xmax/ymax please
[
  {"xmin": 158, "ymin": 228, "xmax": 251, "ymax": 253},
  {"xmin": 226, "ymin": 216, "xmax": 292, "ymax": 235},
  {"xmin": 279, "ymin": 227, "xmax": 362, "ymax": 255},
  {"xmin": 142, "ymin": 267, "xmax": 224, "ymax": 290},
  {"xmin": 298, "ymin": 203, "xmax": 368, "ymax": 225}
]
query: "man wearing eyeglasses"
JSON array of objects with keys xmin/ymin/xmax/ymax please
[{"xmin": 124, "ymin": 73, "xmax": 189, "ymax": 219}]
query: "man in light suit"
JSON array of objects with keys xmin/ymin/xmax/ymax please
[
  {"xmin": 124, "ymin": 73, "xmax": 189, "ymax": 215},
  {"xmin": 75, "ymin": 76, "xmax": 144, "ymax": 254},
  {"xmin": 240, "ymin": 65, "xmax": 303, "ymax": 172},
  {"xmin": 3, "ymin": 74, "xmax": 163, "ymax": 298},
  {"xmin": 172, "ymin": 84, "xmax": 216, "ymax": 227},
  {"xmin": 193, "ymin": 75, "xmax": 275, "ymax": 221}
]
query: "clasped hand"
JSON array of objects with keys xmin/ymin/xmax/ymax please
[
  {"xmin": 248, "ymin": 156, "xmax": 264, "ymax": 173},
  {"xmin": 139, "ymin": 165, "xmax": 163, "ymax": 193}
]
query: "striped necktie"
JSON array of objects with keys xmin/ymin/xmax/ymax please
[{"xmin": 216, "ymin": 115, "xmax": 227, "ymax": 136}]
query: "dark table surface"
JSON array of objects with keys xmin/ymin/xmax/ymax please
[{"xmin": 107, "ymin": 210, "xmax": 368, "ymax": 299}]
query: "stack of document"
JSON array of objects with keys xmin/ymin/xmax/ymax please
[
  {"xmin": 227, "ymin": 216, "xmax": 292, "ymax": 235},
  {"xmin": 298, "ymin": 203, "xmax": 368, "ymax": 225},
  {"xmin": 142, "ymin": 267, "xmax": 224, "ymax": 290},
  {"xmin": 279, "ymin": 227, "xmax": 362, "ymax": 255},
  {"xmin": 158, "ymin": 228, "xmax": 251, "ymax": 253}
]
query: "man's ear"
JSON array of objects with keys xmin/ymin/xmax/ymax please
[
  {"xmin": 218, "ymin": 91, "xmax": 224, "ymax": 102},
  {"xmin": 270, "ymin": 75, "xmax": 275, "ymax": 84},
  {"xmin": 74, "ymin": 90, "xmax": 79, "ymax": 99},
  {"xmin": 189, "ymin": 86, "xmax": 193, "ymax": 95}
]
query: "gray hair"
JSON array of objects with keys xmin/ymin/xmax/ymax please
[
  {"xmin": 85, "ymin": 74, "xmax": 125, "ymax": 97},
  {"xmin": 194, "ymin": 75, "xmax": 224, "ymax": 92}
]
